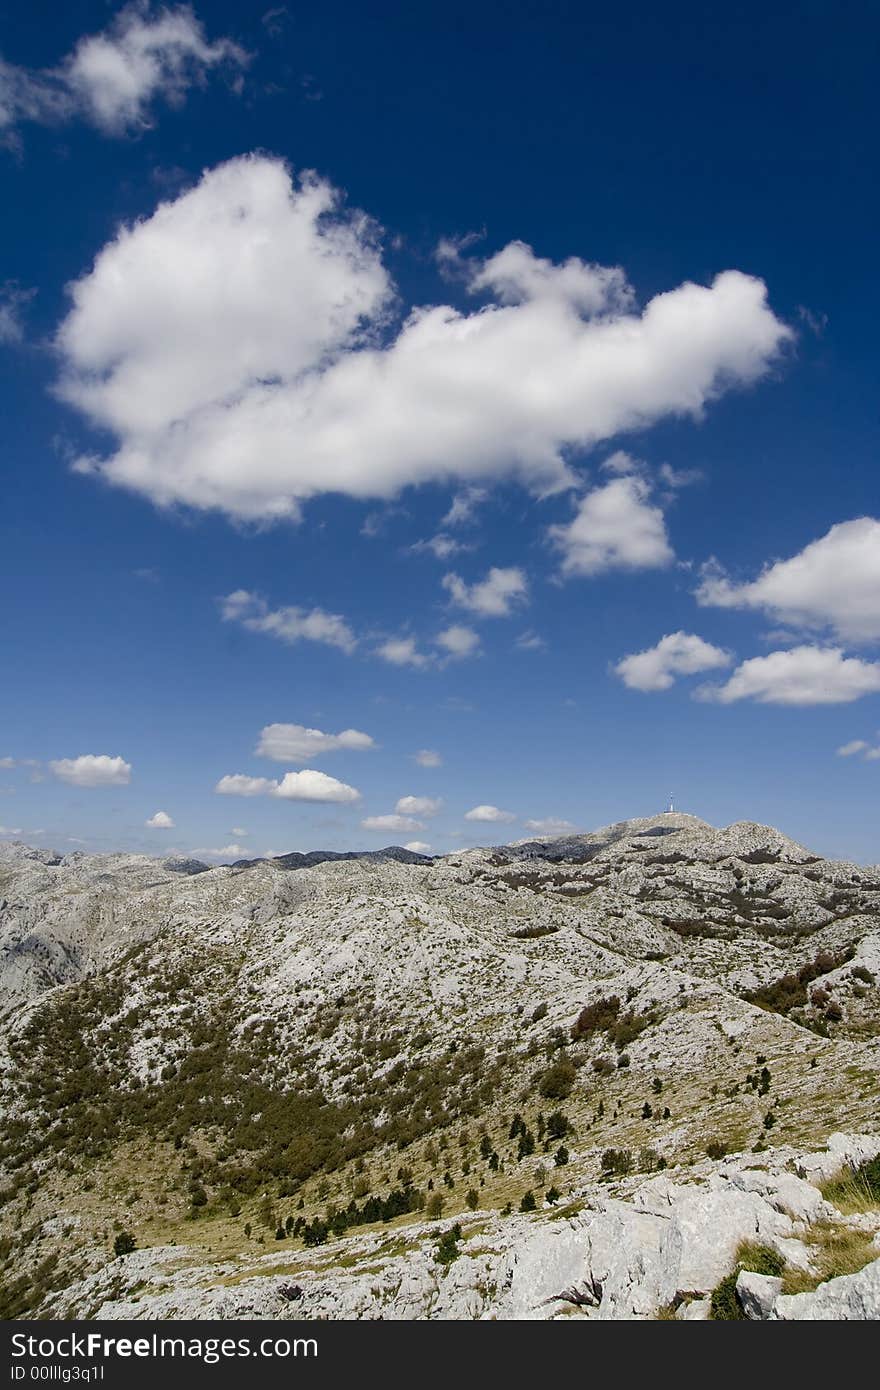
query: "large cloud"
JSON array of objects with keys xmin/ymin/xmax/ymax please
[
  {"xmin": 0, "ymin": 3, "xmax": 247, "ymax": 140},
  {"xmin": 50, "ymin": 754, "xmax": 132, "ymax": 787},
  {"xmin": 56, "ymin": 156, "xmax": 791, "ymax": 523},
  {"xmin": 215, "ymin": 769, "xmax": 361, "ymax": 802},
  {"xmin": 550, "ymin": 476, "xmax": 674, "ymax": 577},
  {"xmin": 614, "ymin": 631, "xmax": 732, "ymax": 691},
  {"xmin": 696, "ymin": 518, "xmax": 880, "ymax": 643},
  {"xmin": 256, "ymin": 722, "xmax": 375, "ymax": 762},
  {"xmin": 697, "ymin": 647, "xmax": 880, "ymax": 706}
]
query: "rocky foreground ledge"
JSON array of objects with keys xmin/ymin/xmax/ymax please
[{"xmin": 43, "ymin": 1132, "xmax": 880, "ymax": 1321}]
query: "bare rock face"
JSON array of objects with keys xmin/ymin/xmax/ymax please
[
  {"xmin": 736, "ymin": 1270, "xmax": 783, "ymax": 1319},
  {"xmin": 1, "ymin": 814, "xmax": 879, "ymax": 1321}
]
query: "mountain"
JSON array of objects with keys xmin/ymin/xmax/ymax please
[{"xmin": 1, "ymin": 814, "xmax": 879, "ymax": 1320}]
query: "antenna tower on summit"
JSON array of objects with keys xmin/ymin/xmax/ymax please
[{"xmin": 667, "ymin": 795, "xmax": 675, "ymax": 813}]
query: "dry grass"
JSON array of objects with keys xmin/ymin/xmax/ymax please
[
  {"xmin": 819, "ymin": 1165, "xmax": 880, "ymax": 1216},
  {"xmin": 781, "ymin": 1221, "xmax": 878, "ymax": 1295}
]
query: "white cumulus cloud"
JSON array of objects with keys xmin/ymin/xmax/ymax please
[
  {"xmin": 256, "ymin": 723, "xmax": 375, "ymax": 762},
  {"xmin": 697, "ymin": 646, "xmax": 880, "ymax": 706},
  {"xmin": 614, "ymin": 631, "xmax": 733, "ymax": 691},
  {"xmin": 0, "ymin": 3, "xmax": 247, "ymax": 140},
  {"xmin": 442, "ymin": 566, "xmax": 528, "ymax": 618},
  {"xmin": 215, "ymin": 769, "xmax": 361, "ymax": 802},
  {"xmin": 464, "ymin": 804, "xmax": 516, "ymax": 822},
  {"xmin": 221, "ymin": 591, "xmax": 357, "ymax": 653},
  {"xmin": 193, "ymin": 843, "xmax": 249, "ymax": 861},
  {"xmin": 274, "ymin": 770, "xmax": 361, "ymax": 802},
  {"xmin": 403, "ymin": 840, "xmax": 431, "ymax": 852},
  {"xmin": 550, "ymin": 476, "xmax": 674, "ymax": 577},
  {"xmin": 436, "ymin": 625, "xmax": 480, "ymax": 659},
  {"xmin": 523, "ymin": 817, "xmax": 577, "ymax": 834},
  {"xmin": 696, "ymin": 518, "xmax": 880, "ymax": 644},
  {"xmin": 395, "ymin": 795, "xmax": 442, "ymax": 817},
  {"xmin": 375, "ymin": 636, "xmax": 429, "ymax": 668},
  {"xmin": 55, "ymin": 155, "xmax": 791, "ymax": 523},
  {"xmin": 361, "ymin": 813, "xmax": 424, "ymax": 832},
  {"xmin": 146, "ymin": 809, "xmax": 174, "ymax": 828},
  {"xmin": 214, "ymin": 774, "xmax": 277, "ymax": 797},
  {"xmin": 50, "ymin": 754, "xmax": 132, "ymax": 787}
]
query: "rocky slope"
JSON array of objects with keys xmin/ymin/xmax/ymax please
[{"xmin": 1, "ymin": 812, "xmax": 879, "ymax": 1320}]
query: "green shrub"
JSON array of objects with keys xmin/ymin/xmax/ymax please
[
  {"xmin": 600, "ymin": 1148, "xmax": 632, "ymax": 1177},
  {"xmin": 435, "ymin": 1224, "xmax": 462, "ymax": 1265},
  {"xmin": 519, "ymin": 1190, "xmax": 536, "ymax": 1212},
  {"xmin": 538, "ymin": 1056, "xmax": 576, "ymax": 1100},
  {"xmin": 571, "ymin": 996, "xmax": 620, "ymax": 1040},
  {"xmin": 113, "ymin": 1231, "xmax": 136, "ymax": 1257},
  {"xmin": 710, "ymin": 1242, "xmax": 785, "ymax": 1319}
]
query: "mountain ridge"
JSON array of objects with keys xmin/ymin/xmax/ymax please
[{"xmin": 1, "ymin": 812, "xmax": 878, "ymax": 1319}]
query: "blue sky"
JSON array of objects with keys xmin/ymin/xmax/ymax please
[{"xmin": 1, "ymin": 1, "xmax": 879, "ymax": 862}]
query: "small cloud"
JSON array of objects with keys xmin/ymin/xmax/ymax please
[
  {"xmin": 256, "ymin": 722, "xmax": 375, "ymax": 763},
  {"xmin": 435, "ymin": 625, "xmax": 480, "ymax": 660},
  {"xmin": 464, "ymin": 804, "xmax": 516, "ymax": 823},
  {"xmin": 442, "ymin": 566, "xmax": 528, "ymax": 618},
  {"xmin": 375, "ymin": 636, "xmax": 430, "ymax": 668},
  {"xmin": 413, "ymin": 749, "xmax": 442, "ymax": 768},
  {"xmin": 215, "ymin": 774, "xmax": 276, "ymax": 797},
  {"xmin": 146, "ymin": 809, "xmax": 174, "ymax": 828},
  {"xmin": 657, "ymin": 463, "xmax": 704, "ymax": 490},
  {"xmin": 410, "ymin": 534, "xmax": 472, "ymax": 560},
  {"xmin": 231, "ymin": 826, "xmax": 248, "ymax": 837},
  {"xmin": 837, "ymin": 740, "xmax": 869, "ymax": 757},
  {"xmin": 404, "ymin": 840, "xmax": 432, "ymax": 853},
  {"xmin": 214, "ymin": 769, "xmax": 362, "ymax": 803},
  {"xmin": 0, "ymin": 826, "xmax": 22, "ymax": 837},
  {"xmin": 193, "ymin": 843, "xmax": 250, "ymax": 861},
  {"xmin": 836, "ymin": 738, "xmax": 880, "ymax": 761},
  {"xmin": 523, "ymin": 817, "xmax": 576, "ymax": 834},
  {"xmin": 614, "ymin": 631, "xmax": 732, "ymax": 692},
  {"xmin": 515, "ymin": 630, "xmax": 545, "ymax": 651},
  {"xmin": 441, "ymin": 486, "xmax": 488, "ymax": 528},
  {"xmin": 0, "ymin": 5, "xmax": 249, "ymax": 143},
  {"xmin": 261, "ymin": 6, "xmax": 289, "ymax": 37},
  {"xmin": 0, "ymin": 282, "xmax": 35, "ymax": 344},
  {"xmin": 221, "ymin": 590, "xmax": 357, "ymax": 654},
  {"xmin": 50, "ymin": 754, "xmax": 131, "ymax": 787},
  {"xmin": 550, "ymin": 476, "xmax": 674, "ymax": 578},
  {"xmin": 274, "ymin": 770, "xmax": 362, "ymax": 803},
  {"xmin": 361, "ymin": 813, "xmax": 424, "ymax": 832},
  {"xmin": 797, "ymin": 305, "xmax": 828, "ymax": 338},
  {"xmin": 395, "ymin": 795, "xmax": 442, "ymax": 818}
]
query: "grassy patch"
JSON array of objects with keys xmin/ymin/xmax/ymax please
[
  {"xmin": 709, "ymin": 1241, "xmax": 785, "ymax": 1320},
  {"xmin": 820, "ymin": 1156, "xmax": 880, "ymax": 1214}
]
